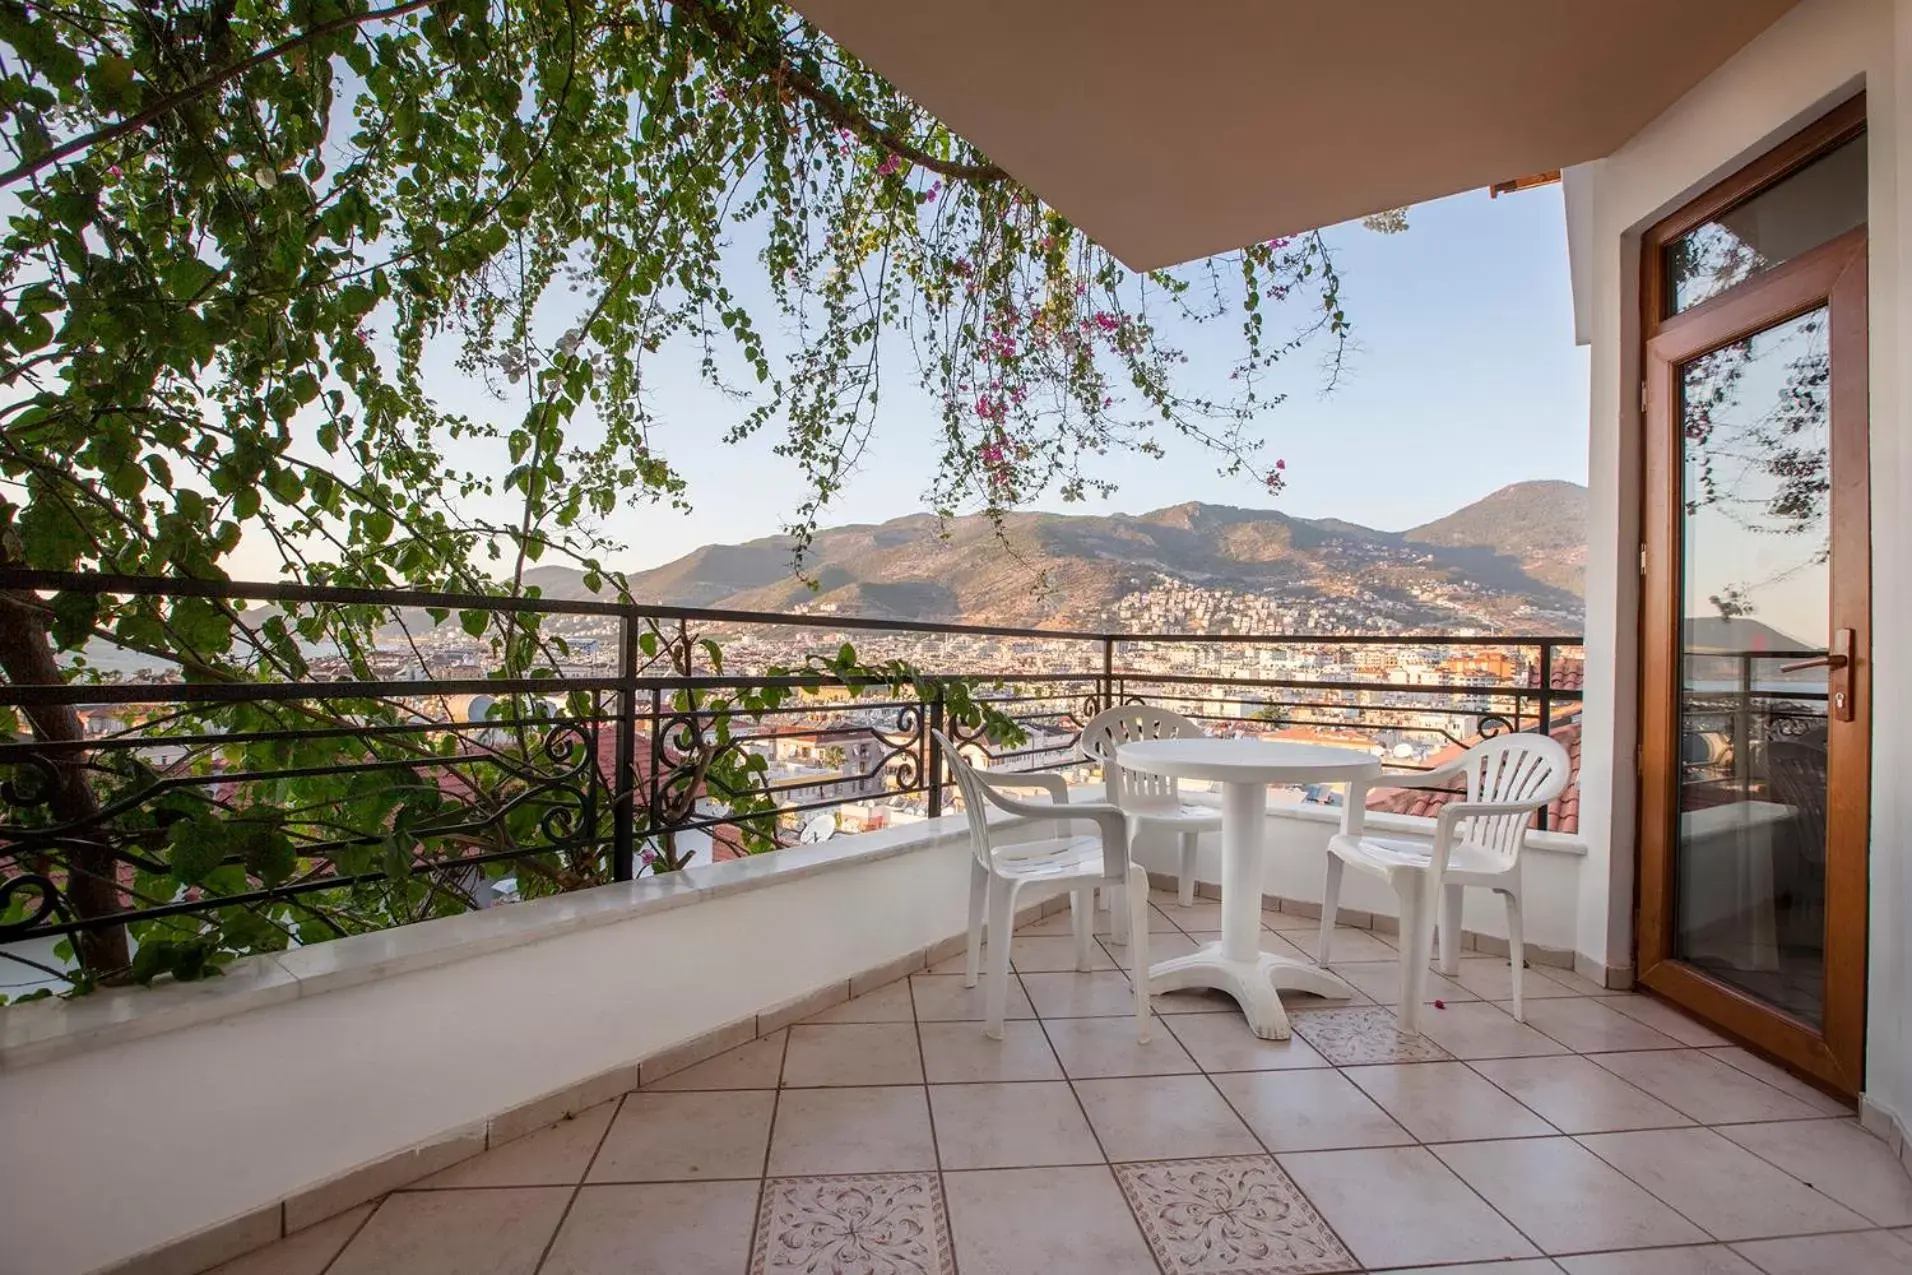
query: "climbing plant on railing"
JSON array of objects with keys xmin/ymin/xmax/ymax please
[{"xmin": 0, "ymin": 0, "xmax": 1375, "ymax": 988}]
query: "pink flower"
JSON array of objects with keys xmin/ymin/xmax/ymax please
[
  {"xmin": 1275, "ymin": 459, "xmax": 1286, "ymax": 470},
  {"xmin": 107, "ymin": 164, "xmax": 123, "ymax": 178},
  {"xmin": 1091, "ymin": 312, "xmax": 1120, "ymax": 333},
  {"xmin": 1265, "ymin": 235, "xmax": 1293, "ymax": 250},
  {"xmin": 877, "ymin": 153, "xmax": 902, "ymax": 176}
]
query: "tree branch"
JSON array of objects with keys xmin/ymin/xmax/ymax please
[
  {"xmin": 0, "ymin": 0, "xmax": 444, "ymax": 188},
  {"xmin": 671, "ymin": 0, "xmax": 1010, "ymax": 184}
]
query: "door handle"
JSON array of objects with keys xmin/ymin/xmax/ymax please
[{"xmin": 1780, "ymin": 629, "xmax": 1856, "ymax": 722}]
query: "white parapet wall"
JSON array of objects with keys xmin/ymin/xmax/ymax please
[
  {"xmin": 0, "ymin": 809, "xmax": 1037, "ymax": 1275},
  {"xmin": 1128, "ymin": 798, "xmax": 1590, "ymax": 963},
  {"xmin": 0, "ymin": 792, "xmax": 1594, "ymax": 1274}
]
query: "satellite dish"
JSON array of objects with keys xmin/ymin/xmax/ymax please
[
  {"xmin": 467, "ymin": 694, "xmax": 496, "ymax": 724},
  {"xmin": 799, "ymin": 813, "xmax": 837, "ymax": 844}
]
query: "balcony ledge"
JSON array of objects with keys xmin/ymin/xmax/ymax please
[{"xmin": 0, "ymin": 790, "xmax": 1580, "ymax": 1074}]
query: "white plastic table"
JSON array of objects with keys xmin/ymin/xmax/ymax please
[{"xmin": 1117, "ymin": 738, "xmax": 1381, "ymax": 1040}]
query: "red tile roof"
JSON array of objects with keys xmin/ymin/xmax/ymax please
[{"xmin": 1365, "ymin": 716, "xmax": 1582, "ymax": 834}]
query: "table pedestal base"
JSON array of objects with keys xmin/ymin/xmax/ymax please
[{"xmin": 1149, "ymin": 943, "xmax": 1356, "ymax": 1040}]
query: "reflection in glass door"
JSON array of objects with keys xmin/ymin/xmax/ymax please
[
  {"xmin": 1638, "ymin": 97, "xmax": 1869, "ymax": 1096},
  {"xmin": 1674, "ymin": 308, "xmax": 1833, "ymax": 1028}
]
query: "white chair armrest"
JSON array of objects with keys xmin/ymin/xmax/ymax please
[
  {"xmin": 1370, "ymin": 762, "xmax": 1469, "ymax": 791},
  {"xmin": 971, "ymin": 769, "xmax": 1070, "ymax": 804},
  {"xmin": 1342, "ymin": 762, "xmax": 1469, "ymax": 839},
  {"xmin": 973, "ymin": 784, "xmax": 1131, "ymax": 879},
  {"xmin": 1430, "ymin": 799, "xmax": 1546, "ymax": 870}
]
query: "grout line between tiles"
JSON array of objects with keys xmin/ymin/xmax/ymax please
[
  {"xmin": 737, "ymin": 1027, "xmax": 793, "ymax": 1269},
  {"xmin": 913, "ymin": 968, "xmax": 958, "ymax": 1274},
  {"xmin": 527, "ymin": 1093, "xmax": 622, "ymax": 1275},
  {"xmin": 312, "ymin": 1199, "xmax": 380, "ymax": 1275}
]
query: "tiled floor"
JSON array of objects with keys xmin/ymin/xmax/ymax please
[{"xmin": 219, "ymin": 894, "xmax": 1912, "ymax": 1274}]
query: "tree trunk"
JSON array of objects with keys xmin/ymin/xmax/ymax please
[{"xmin": 0, "ymin": 588, "xmax": 131, "ymax": 980}]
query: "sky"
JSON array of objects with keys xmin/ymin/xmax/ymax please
[
  {"xmin": 583, "ymin": 183, "xmax": 1590, "ymax": 573},
  {"xmin": 217, "ymin": 180, "xmax": 1591, "ymax": 581}
]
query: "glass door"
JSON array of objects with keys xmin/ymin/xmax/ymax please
[{"xmin": 1639, "ymin": 101, "xmax": 1870, "ymax": 1096}]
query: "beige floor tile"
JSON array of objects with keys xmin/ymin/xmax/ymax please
[
  {"xmin": 802, "ymin": 979, "xmax": 915, "ymax": 1023},
  {"xmin": 1163, "ymin": 1009, "xmax": 1331, "ymax": 1071},
  {"xmin": 1210, "ymin": 1068, "xmax": 1414, "ymax": 1153},
  {"xmin": 919, "ymin": 1018, "xmax": 1064, "ymax": 1083},
  {"xmin": 1381, "ymin": 1263, "xmax": 1564, "ymax": 1275},
  {"xmin": 1043, "ymin": 1014, "xmax": 1198, "ymax": 1077},
  {"xmin": 1449, "ymin": 957, "xmax": 1585, "ymax": 1002},
  {"xmin": 1021, "ymin": 970, "xmax": 1140, "ymax": 1018},
  {"xmin": 1149, "ymin": 985, "xmax": 1243, "ymax": 1015},
  {"xmin": 1151, "ymin": 898, "xmax": 1228, "ymax": 929},
  {"xmin": 1514, "ymin": 996, "xmax": 1687, "ymax": 1052},
  {"xmin": 1702, "ymin": 1047, "xmax": 1853, "ymax": 1116},
  {"xmin": 1469, "ymin": 1055, "xmax": 1694, "ymax": 1134},
  {"xmin": 588, "ymin": 1090, "xmax": 775, "ymax": 1182},
  {"xmin": 927, "ymin": 949, "xmax": 974, "ymax": 974},
  {"xmin": 1330, "ymin": 959, "xmax": 1478, "ymax": 1007},
  {"xmin": 1011, "ymin": 933, "xmax": 1118, "ymax": 971},
  {"xmin": 413, "ymin": 1100, "xmax": 616, "ymax": 1189},
  {"xmin": 753, "ymin": 1173, "xmax": 953, "ymax": 1272},
  {"xmin": 542, "ymin": 1181, "xmax": 758, "ymax": 1274},
  {"xmin": 1728, "ymin": 1230, "xmax": 1912, "ymax": 1274},
  {"xmin": 929, "ymin": 1080, "xmax": 1105, "ymax": 1169},
  {"xmin": 1312, "ymin": 927, "xmax": 1401, "ymax": 964},
  {"xmin": 943, "ymin": 1165, "xmax": 1160, "ymax": 1274},
  {"xmin": 643, "ymin": 1031, "xmax": 786, "ymax": 1091},
  {"xmin": 1589, "ymin": 1050, "xmax": 1825, "ymax": 1125},
  {"xmin": 1263, "ymin": 908, "xmax": 1329, "ymax": 932},
  {"xmin": 779, "ymin": 1022, "xmax": 924, "ymax": 1087},
  {"xmin": 1278, "ymin": 1145, "xmax": 1538, "ymax": 1269},
  {"xmin": 205, "ymin": 1205, "xmax": 373, "ymax": 1275},
  {"xmin": 1072, "ymin": 1074, "xmax": 1261, "ymax": 1161},
  {"xmin": 1599, "ymin": 994, "xmax": 1734, "ymax": 1046},
  {"xmin": 1017, "ymin": 909, "xmax": 1082, "ymax": 937},
  {"xmin": 1577, "ymin": 1127, "xmax": 1871, "ymax": 1240},
  {"xmin": 1532, "ymin": 964, "xmax": 1622, "ymax": 996},
  {"xmin": 1108, "ymin": 929, "xmax": 1203, "ymax": 964},
  {"xmin": 1113, "ymin": 1154, "xmax": 1357, "ymax": 1273},
  {"xmin": 1718, "ymin": 1118, "xmax": 1912, "ymax": 1225},
  {"xmin": 909, "ymin": 972, "xmax": 1035, "ymax": 1021},
  {"xmin": 1290, "ymin": 1005, "xmax": 1455, "ymax": 1066},
  {"xmin": 1182, "ymin": 929, "xmax": 1317, "ymax": 961},
  {"xmin": 1557, "ymin": 1244, "xmax": 1761, "ymax": 1273},
  {"xmin": 766, "ymin": 1086, "xmax": 936, "ymax": 1175},
  {"xmin": 1435, "ymin": 1136, "xmax": 1709, "ymax": 1253},
  {"xmin": 328, "ymin": 1188, "xmax": 570, "ymax": 1275},
  {"xmin": 1346, "ymin": 1061, "xmax": 1555, "ymax": 1142},
  {"xmin": 1414, "ymin": 1000, "xmax": 1571, "ymax": 1059},
  {"xmin": 1092, "ymin": 903, "xmax": 1182, "ymax": 936}
]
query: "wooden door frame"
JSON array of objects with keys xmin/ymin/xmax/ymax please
[{"xmin": 1636, "ymin": 111, "xmax": 1872, "ymax": 1094}]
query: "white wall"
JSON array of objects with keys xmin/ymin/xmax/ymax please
[
  {"xmin": 0, "ymin": 830, "xmax": 989, "ymax": 1275},
  {"xmin": 1132, "ymin": 805, "xmax": 1584, "ymax": 956},
  {"xmin": 1568, "ymin": 0, "xmax": 1912, "ymax": 1131}
]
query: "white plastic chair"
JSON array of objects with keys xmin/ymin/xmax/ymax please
[
  {"xmin": 1323, "ymin": 733, "xmax": 1572, "ymax": 1032},
  {"xmin": 936, "ymin": 730, "xmax": 1151, "ymax": 1041},
  {"xmin": 1078, "ymin": 706, "xmax": 1223, "ymax": 916}
]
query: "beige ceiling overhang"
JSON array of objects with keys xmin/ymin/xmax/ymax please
[{"xmin": 792, "ymin": 0, "xmax": 1800, "ymax": 270}]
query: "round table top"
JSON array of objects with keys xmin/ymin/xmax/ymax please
[{"xmin": 1117, "ymin": 737, "xmax": 1381, "ymax": 785}]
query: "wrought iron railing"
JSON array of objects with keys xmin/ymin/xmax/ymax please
[{"xmin": 0, "ymin": 571, "xmax": 1580, "ymax": 991}]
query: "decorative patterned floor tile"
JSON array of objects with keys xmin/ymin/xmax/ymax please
[
  {"xmin": 1288, "ymin": 1006, "xmax": 1452, "ymax": 1066},
  {"xmin": 751, "ymin": 1173, "xmax": 954, "ymax": 1274},
  {"xmin": 1112, "ymin": 1155, "xmax": 1356, "ymax": 1274}
]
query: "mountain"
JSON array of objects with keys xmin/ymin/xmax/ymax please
[
  {"xmin": 516, "ymin": 480, "xmax": 1589, "ymax": 633},
  {"xmin": 1405, "ymin": 480, "xmax": 1588, "ymax": 595}
]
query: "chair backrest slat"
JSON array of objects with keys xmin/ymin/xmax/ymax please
[
  {"xmin": 932, "ymin": 728, "xmax": 998, "ymax": 869},
  {"xmin": 1078, "ymin": 705, "xmax": 1207, "ymax": 813},
  {"xmin": 1449, "ymin": 732, "xmax": 1572, "ymax": 869}
]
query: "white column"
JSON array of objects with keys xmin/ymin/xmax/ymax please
[{"xmin": 1220, "ymin": 781, "xmax": 1267, "ymax": 963}]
